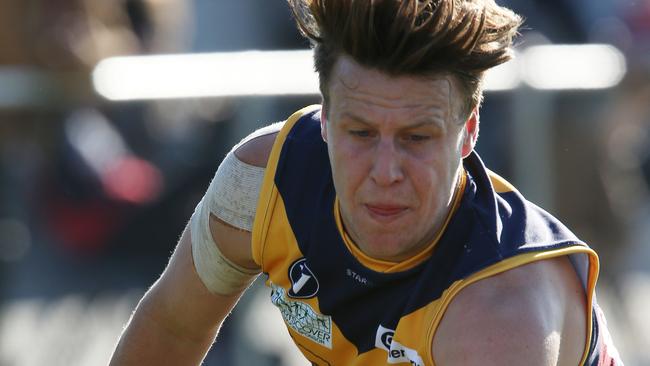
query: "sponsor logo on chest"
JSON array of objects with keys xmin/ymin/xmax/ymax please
[
  {"xmin": 375, "ymin": 325, "xmax": 424, "ymax": 366},
  {"xmin": 271, "ymin": 283, "xmax": 332, "ymax": 349}
]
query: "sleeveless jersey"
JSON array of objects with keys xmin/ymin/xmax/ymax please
[{"xmin": 251, "ymin": 105, "xmax": 622, "ymax": 366}]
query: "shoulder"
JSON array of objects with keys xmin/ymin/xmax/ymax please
[
  {"xmin": 433, "ymin": 256, "xmax": 587, "ymax": 366},
  {"xmin": 233, "ymin": 121, "xmax": 284, "ymax": 167},
  {"xmin": 234, "ymin": 105, "xmax": 322, "ymax": 166}
]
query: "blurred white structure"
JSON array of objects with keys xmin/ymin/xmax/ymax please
[
  {"xmin": 522, "ymin": 44, "xmax": 626, "ymax": 90},
  {"xmin": 92, "ymin": 44, "xmax": 626, "ymax": 101}
]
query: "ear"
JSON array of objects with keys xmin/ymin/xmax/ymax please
[
  {"xmin": 320, "ymin": 104, "xmax": 328, "ymax": 143},
  {"xmin": 460, "ymin": 108, "xmax": 479, "ymax": 158}
]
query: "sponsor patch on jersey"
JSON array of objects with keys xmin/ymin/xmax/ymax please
[
  {"xmin": 271, "ymin": 284, "xmax": 332, "ymax": 349},
  {"xmin": 375, "ymin": 325, "xmax": 424, "ymax": 366},
  {"xmin": 287, "ymin": 258, "xmax": 319, "ymax": 298}
]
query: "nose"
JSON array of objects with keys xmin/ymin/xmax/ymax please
[{"xmin": 370, "ymin": 138, "xmax": 404, "ymax": 186}]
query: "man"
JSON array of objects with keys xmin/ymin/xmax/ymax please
[{"xmin": 109, "ymin": 0, "xmax": 622, "ymax": 365}]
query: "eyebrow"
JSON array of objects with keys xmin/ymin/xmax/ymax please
[{"xmin": 341, "ymin": 112, "xmax": 373, "ymax": 125}]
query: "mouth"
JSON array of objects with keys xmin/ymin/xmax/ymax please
[{"xmin": 364, "ymin": 204, "xmax": 408, "ymax": 222}]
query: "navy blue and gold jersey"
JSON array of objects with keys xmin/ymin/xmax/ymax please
[{"xmin": 251, "ymin": 106, "xmax": 621, "ymax": 365}]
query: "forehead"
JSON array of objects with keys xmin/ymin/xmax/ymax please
[{"xmin": 327, "ymin": 56, "xmax": 459, "ymax": 121}]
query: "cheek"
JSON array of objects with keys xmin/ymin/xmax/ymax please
[
  {"xmin": 407, "ymin": 162, "xmax": 439, "ymax": 198},
  {"xmin": 406, "ymin": 152, "xmax": 456, "ymax": 200},
  {"xmin": 328, "ymin": 141, "xmax": 368, "ymax": 193}
]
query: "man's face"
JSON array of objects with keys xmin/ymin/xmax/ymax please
[{"xmin": 321, "ymin": 56, "xmax": 477, "ymax": 262}]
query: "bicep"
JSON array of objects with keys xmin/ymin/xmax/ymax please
[
  {"xmin": 110, "ymin": 124, "xmax": 280, "ymax": 364},
  {"xmin": 130, "ymin": 174, "xmax": 263, "ymax": 348},
  {"xmin": 432, "ymin": 257, "xmax": 586, "ymax": 366},
  {"xmin": 190, "ymin": 125, "xmax": 281, "ymax": 290},
  {"xmin": 149, "ymin": 123, "xmax": 279, "ymax": 339},
  {"xmin": 433, "ymin": 288, "xmax": 562, "ymax": 366},
  {"xmin": 139, "ymin": 120, "xmax": 281, "ymax": 340}
]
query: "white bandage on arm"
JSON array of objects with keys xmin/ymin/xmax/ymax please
[
  {"xmin": 189, "ymin": 122, "xmax": 282, "ymax": 295},
  {"xmin": 189, "ymin": 150, "xmax": 265, "ymax": 295}
]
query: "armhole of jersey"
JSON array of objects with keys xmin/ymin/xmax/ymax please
[
  {"xmin": 426, "ymin": 245, "xmax": 600, "ymax": 366},
  {"xmin": 251, "ymin": 105, "xmax": 322, "ymax": 270}
]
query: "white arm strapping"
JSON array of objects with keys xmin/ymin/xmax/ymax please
[{"xmin": 189, "ymin": 122, "xmax": 282, "ymax": 295}]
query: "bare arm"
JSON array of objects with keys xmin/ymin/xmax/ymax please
[
  {"xmin": 433, "ymin": 256, "xmax": 587, "ymax": 366},
  {"xmin": 108, "ymin": 220, "xmax": 255, "ymax": 366},
  {"xmin": 109, "ymin": 131, "xmax": 278, "ymax": 365}
]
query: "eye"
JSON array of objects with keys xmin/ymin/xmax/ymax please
[
  {"xmin": 404, "ymin": 134, "xmax": 431, "ymax": 142},
  {"xmin": 349, "ymin": 130, "xmax": 374, "ymax": 138}
]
